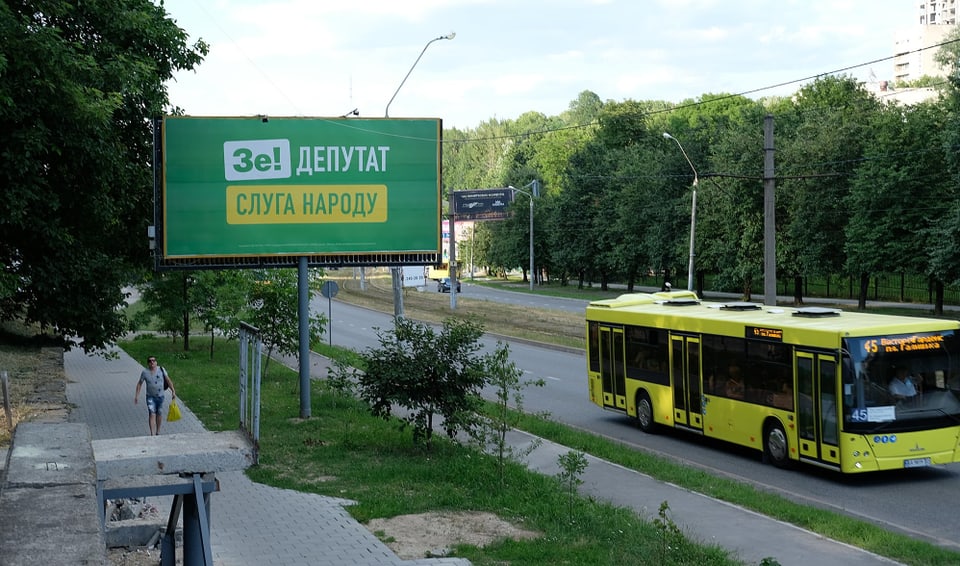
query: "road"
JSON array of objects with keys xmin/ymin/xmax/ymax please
[
  {"xmin": 314, "ymin": 284, "xmax": 960, "ymax": 551},
  {"xmin": 450, "ymin": 281, "xmax": 589, "ymax": 313}
]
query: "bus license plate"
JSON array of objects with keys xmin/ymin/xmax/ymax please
[{"xmin": 904, "ymin": 457, "xmax": 931, "ymax": 468}]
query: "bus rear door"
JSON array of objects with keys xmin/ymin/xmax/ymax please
[
  {"xmin": 599, "ymin": 325, "xmax": 627, "ymax": 411},
  {"xmin": 671, "ymin": 334, "xmax": 703, "ymax": 430},
  {"xmin": 796, "ymin": 351, "xmax": 840, "ymax": 466}
]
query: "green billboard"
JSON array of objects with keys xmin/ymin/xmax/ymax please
[{"xmin": 160, "ymin": 116, "xmax": 441, "ymax": 260}]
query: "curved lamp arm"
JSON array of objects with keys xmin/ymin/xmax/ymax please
[
  {"xmin": 384, "ymin": 33, "xmax": 455, "ymax": 117},
  {"xmin": 663, "ymin": 132, "xmax": 699, "ymax": 292}
]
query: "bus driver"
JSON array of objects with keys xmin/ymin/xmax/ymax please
[{"xmin": 889, "ymin": 366, "xmax": 918, "ymax": 400}]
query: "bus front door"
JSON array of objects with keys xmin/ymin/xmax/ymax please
[
  {"xmin": 671, "ymin": 335, "xmax": 703, "ymax": 430},
  {"xmin": 599, "ymin": 325, "xmax": 627, "ymax": 411},
  {"xmin": 796, "ymin": 352, "xmax": 840, "ymax": 466}
]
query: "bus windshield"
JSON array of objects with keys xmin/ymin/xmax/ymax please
[{"xmin": 843, "ymin": 331, "xmax": 960, "ymax": 432}]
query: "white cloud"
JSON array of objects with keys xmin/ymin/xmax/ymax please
[{"xmin": 161, "ymin": 0, "xmax": 915, "ymax": 128}]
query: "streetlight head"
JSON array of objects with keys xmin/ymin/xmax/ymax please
[
  {"xmin": 662, "ymin": 132, "xmax": 673, "ymax": 140},
  {"xmin": 443, "ymin": 32, "xmax": 456, "ymax": 40}
]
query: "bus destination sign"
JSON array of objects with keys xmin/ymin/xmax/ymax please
[
  {"xmin": 863, "ymin": 334, "xmax": 945, "ymax": 354},
  {"xmin": 746, "ymin": 326, "xmax": 783, "ymax": 342}
]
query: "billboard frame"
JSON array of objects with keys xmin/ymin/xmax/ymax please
[{"xmin": 152, "ymin": 116, "xmax": 442, "ymax": 270}]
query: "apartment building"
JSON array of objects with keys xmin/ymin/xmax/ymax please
[
  {"xmin": 920, "ymin": 0, "xmax": 957, "ymax": 25},
  {"xmin": 868, "ymin": 2, "xmax": 959, "ymax": 103},
  {"xmin": 893, "ymin": 1, "xmax": 958, "ymax": 84}
]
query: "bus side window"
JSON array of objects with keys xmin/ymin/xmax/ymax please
[
  {"xmin": 705, "ymin": 369, "xmax": 718, "ymax": 395},
  {"xmin": 588, "ymin": 322, "xmax": 600, "ymax": 373},
  {"xmin": 725, "ymin": 364, "xmax": 745, "ymax": 399}
]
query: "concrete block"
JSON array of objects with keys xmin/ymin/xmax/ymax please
[
  {"xmin": 0, "ymin": 483, "xmax": 106, "ymax": 566},
  {"xmin": 4, "ymin": 422, "xmax": 96, "ymax": 488},
  {"xmin": 92, "ymin": 431, "xmax": 255, "ymax": 480},
  {"xmin": 105, "ymin": 521, "xmax": 163, "ymax": 548}
]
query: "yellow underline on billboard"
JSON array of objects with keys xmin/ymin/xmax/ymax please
[{"xmin": 226, "ymin": 185, "xmax": 387, "ymax": 224}]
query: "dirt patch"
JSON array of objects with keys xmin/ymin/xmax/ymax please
[
  {"xmin": 367, "ymin": 510, "xmax": 540, "ymax": 559},
  {"xmin": 0, "ymin": 345, "xmax": 69, "ymax": 444},
  {"xmin": 107, "ymin": 547, "xmax": 165, "ymax": 566}
]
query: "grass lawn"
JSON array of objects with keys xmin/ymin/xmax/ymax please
[
  {"xmin": 316, "ymin": 272, "xmax": 960, "ymax": 566},
  {"xmin": 119, "ymin": 335, "xmax": 738, "ymax": 566},
  {"xmin": 110, "ymin": 273, "xmax": 960, "ymax": 565}
]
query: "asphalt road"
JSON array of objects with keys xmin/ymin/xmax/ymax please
[{"xmin": 315, "ymin": 283, "xmax": 960, "ymax": 551}]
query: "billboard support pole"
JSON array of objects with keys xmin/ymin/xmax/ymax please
[
  {"xmin": 391, "ymin": 268, "xmax": 404, "ymax": 319},
  {"xmin": 298, "ymin": 256, "xmax": 311, "ymax": 419}
]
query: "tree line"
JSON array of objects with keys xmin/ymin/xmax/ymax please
[
  {"xmin": 448, "ymin": 35, "xmax": 960, "ymax": 316},
  {"xmin": 4, "ymin": 1, "xmax": 960, "ymax": 352}
]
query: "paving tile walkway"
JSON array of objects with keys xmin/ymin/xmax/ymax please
[{"xmin": 65, "ymin": 344, "xmax": 467, "ymax": 566}]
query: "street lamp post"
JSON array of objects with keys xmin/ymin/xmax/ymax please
[
  {"xmin": 663, "ymin": 133, "xmax": 699, "ymax": 293},
  {"xmin": 508, "ymin": 182, "xmax": 538, "ymax": 291},
  {"xmin": 384, "ymin": 32, "xmax": 455, "ymax": 318},
  {"xmin": 385, "ymin": 32, "xmax": 456, "ymax": 119}
]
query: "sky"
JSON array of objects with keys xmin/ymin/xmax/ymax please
[{"xmin": 159, "ymin": 0, "xmax": 915, "ymax": 129}]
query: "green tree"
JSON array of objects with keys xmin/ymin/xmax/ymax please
[
  {"xmin": 442, "ymin": 118, "xmax": 514, "ymax": 192},
  {"xmin": 529, "ymin": 125, "xmax": 592, "ymax": 198},
  {"xmin": 137, "ymin": 271, "xmax": 195, "ymax": 347},
  {"xmin": 487, "ymin": 187, "xmax": 546, "ymax": 284},
  {"xmin": 556, "ymin": 450, "xmax": 588, "ymax": 522},
  {"xmin": 562, "ymin": 90, "xmax": 604, "ymax": 126},
  {"xmin": 245, "ymin": 269, "xmax": 324, "ymax": 378},
  {"xmin": 895, "ymin": 74, "xmax": 945, "ymax": 89},
  {"xmin": 929, "ymin": 28, "xmax": 960, "ymax": 313},
  {"xmin": 658, "ymin": 93, "xmax": 765, "ymax": 295},
  {"xmin": 695, "ymin": 100, "xmax": 767, "ymax": 298},
  {"xmin": 191, "ymin": 270, "xmax": 251, "ymax": 358},
  {"xmin": 138, "ymin": 268, "xmax": 325, "ymax": 369},
  {"xmin": 552, "ymin": 138, "xmax": 616, "ymax": 288},
  {"xmin": 0, "ymin": 0, "xmax": 207, "ymax": 351},
  {"xmin": 358, "ymin": 317, "xmax": 487, "ymax": 447},
  {"xmin": 929, "ymin": 200, "xmax": 960, "ymax": 304},
  {"xmin": 777, "ymin": 75, "xmax": 881, "ymax": 303},
  {"xmin": 481, "ymin": 342, "xmax": 544, "ymax": 484},
  {"xmin": 610, "ymin": 141, "xmax": 667, "ymax": 291},
  {"xmin": 466, "ymin": 221, "xmax": 495, "ymax": 277},
  {"xmin": 845, "ymin": 101, "xmax": 948, "ymax": 309},
  {"xmin": 138, "ymin": 269, "xmax": 253, "ymax": 354}
]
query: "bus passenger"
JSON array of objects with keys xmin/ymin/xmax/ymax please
[
  {"xmin": 726, "ymin": 365, "xmax": 745, "ymax": 399},
  {"xmin": 889, "ymin": 366, "xmax": 917, "ymax": 400}
]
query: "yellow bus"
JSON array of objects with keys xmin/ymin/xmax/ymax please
[{"xmin": 586, "ymin": 290, "xmax": 960, "ymax": 473}]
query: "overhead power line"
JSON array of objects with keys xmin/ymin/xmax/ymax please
[{"xmin": 448, "ymin": 37, "xmax": 960, "ymax": 145}]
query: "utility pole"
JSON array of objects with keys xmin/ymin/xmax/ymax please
[
  {"xmin": 763, "ymin": 115, "xmax": 777, "ymax": 306},
  {"xmin": 449, "ymin": 189, "xmax": 457, "ymax": 309}
]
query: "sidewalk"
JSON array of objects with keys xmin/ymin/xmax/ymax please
[
  {"xmin": 65, "ymin": 346, "xmax": 900, "ymax": 566},
  {"xmin": 65, "ymin": 345, "xmax": 467, "ymax": 566}
]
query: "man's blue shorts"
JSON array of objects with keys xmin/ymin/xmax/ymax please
[{"xmin": 146, "ymin": 395, "xmax": 165, "ymax": 415}]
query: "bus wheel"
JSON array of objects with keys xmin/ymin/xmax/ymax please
[
  {"xmin": 764, "ymin": 421, "xmax": 790, "ymax": 468},
  {"xmin": 636, "ymin": 392, "xmax": 658, "ymax": 434}
]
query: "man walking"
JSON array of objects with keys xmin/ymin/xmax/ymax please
[{"xmin": 134, "ymin": 355, "xmax": 176, "ymax": 435}]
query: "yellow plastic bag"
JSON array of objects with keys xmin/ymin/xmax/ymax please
[{"xmin": 167, "ymin": 398, "xmax": 181, "ymax": 422}]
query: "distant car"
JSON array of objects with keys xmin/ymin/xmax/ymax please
[{"xmin": 438, "ymin": 278, "xmax": 461, "ymax": 293}]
